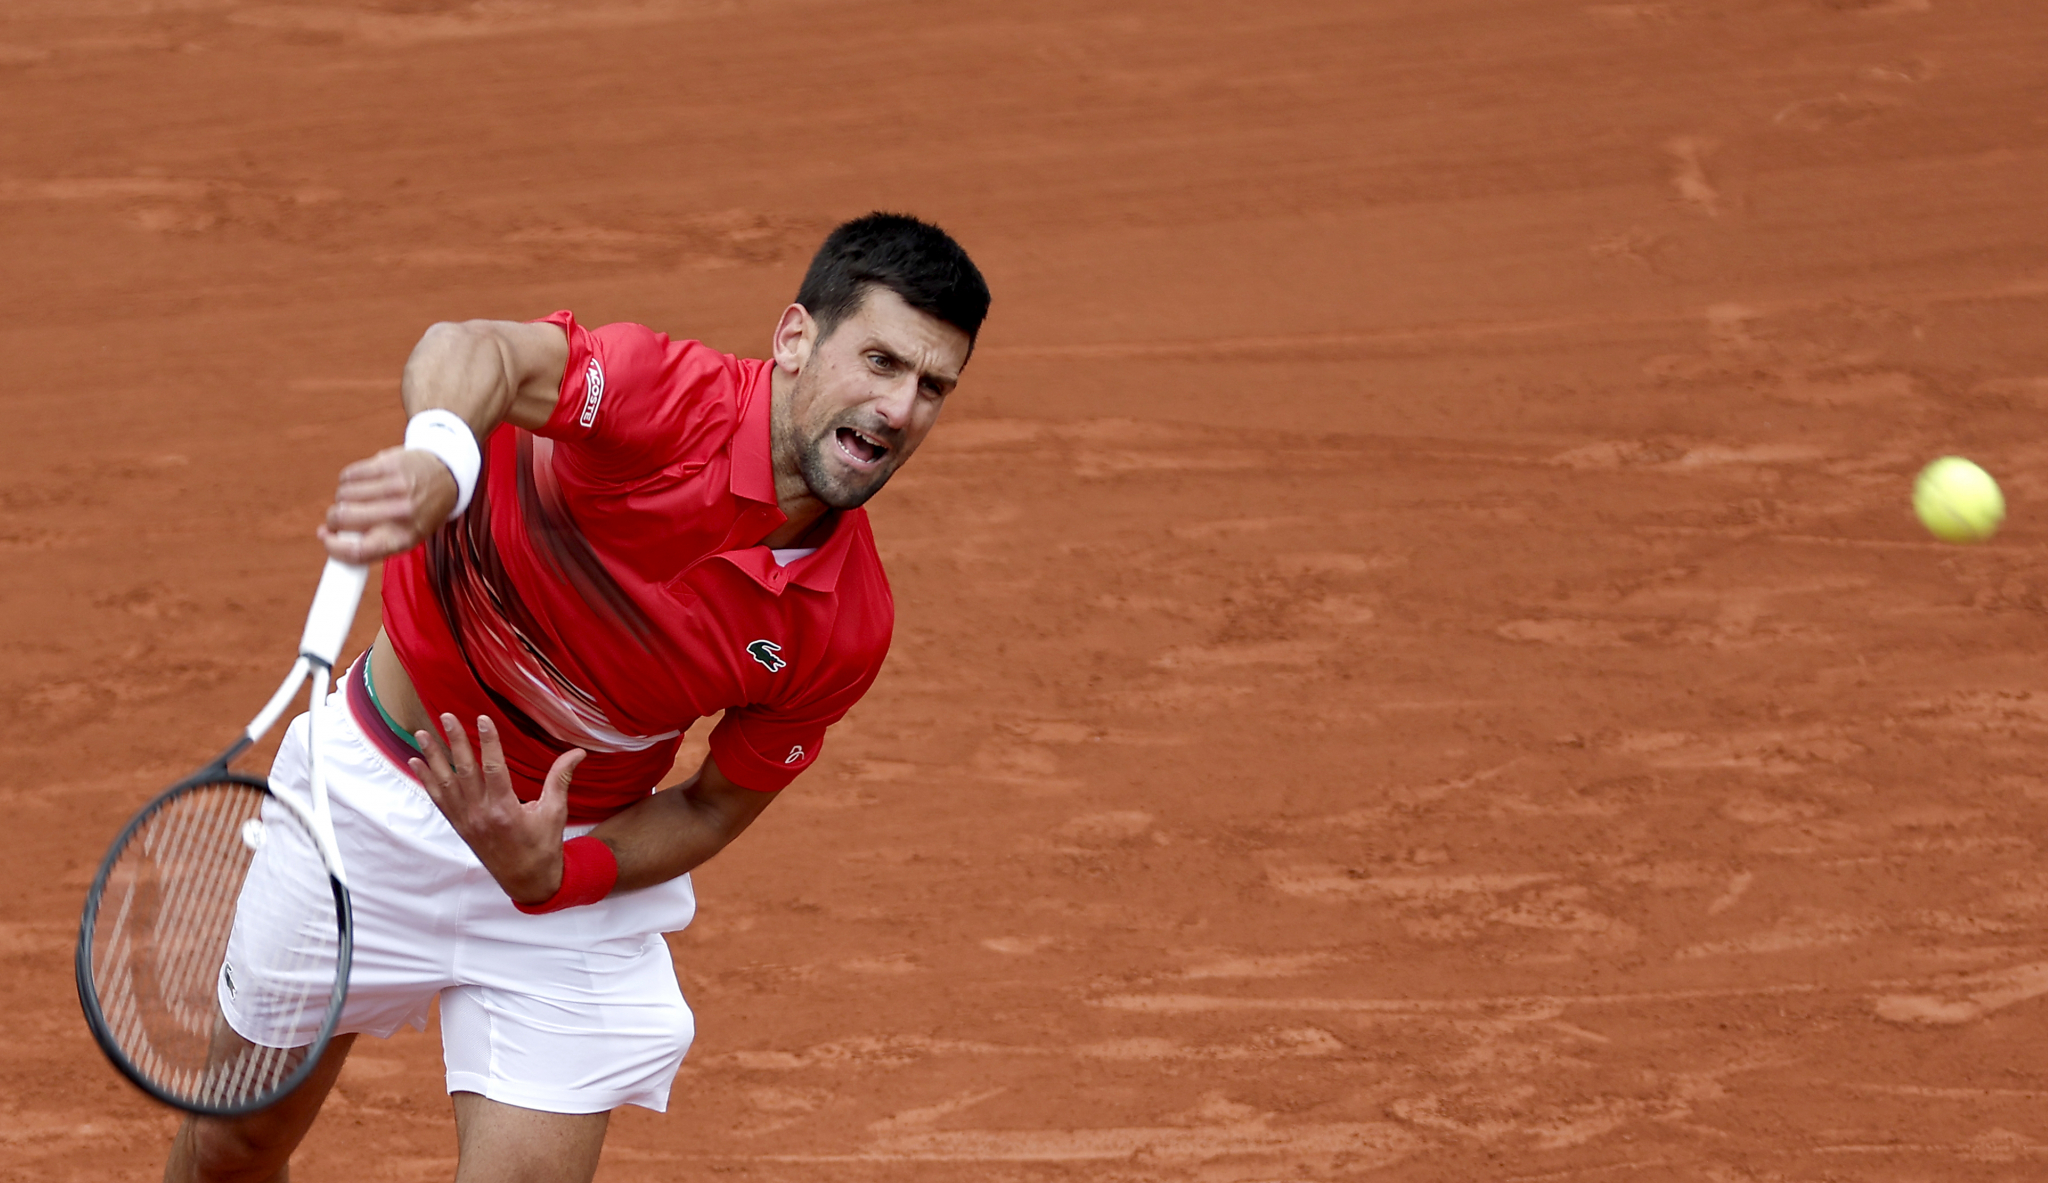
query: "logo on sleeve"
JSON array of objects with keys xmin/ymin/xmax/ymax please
[
  {"xmin": 746, "ymin": 639, "xmax": 786, "ymax": 672},
  {"xmin": 785, "ymin": 744, "xmax": 805, "ymax": 764},
  {"xmin": 577, "ymin": 357, "xmax": 605, "ymax": 427}
]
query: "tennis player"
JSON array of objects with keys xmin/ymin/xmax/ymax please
[{"xmin": 168, "ymin": 212, "xmax": 990, "ymax": 1181}]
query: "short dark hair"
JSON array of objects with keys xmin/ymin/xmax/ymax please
[{"xmin": 795, "ymin": 212, "xmax": 991, "ymax": 347}]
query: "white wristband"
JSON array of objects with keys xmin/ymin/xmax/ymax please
[{"xmin": 404, "ymin": 409, "xmax": 481, "ymax": 520}]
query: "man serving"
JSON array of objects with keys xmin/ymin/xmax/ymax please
[{"xmin": 170, "ymin": 213, "xmax": 990, "ymax": 1182}]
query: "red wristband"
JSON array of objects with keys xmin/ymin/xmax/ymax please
[{"xmin": 513, "ymin": 836, "xmax": 620, "ymax": 914}]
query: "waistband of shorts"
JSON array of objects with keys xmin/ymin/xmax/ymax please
[{"xmin": 346, "ymin": 656, "xmax": 426, "ymax": 782}]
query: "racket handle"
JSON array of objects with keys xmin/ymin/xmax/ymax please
[{"xmin": 300, "ymin": 559, "xmax": 370, "ymax": 668}]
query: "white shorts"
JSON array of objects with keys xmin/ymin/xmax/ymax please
[{"xmin": 221, "ymin": 672, "xmax": 697, "ymax": 1114}]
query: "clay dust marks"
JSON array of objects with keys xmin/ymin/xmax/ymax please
[
  {"xmin": 223, "ymin": 1, "xmax": 696, "ymax": 47},
  {"xmin": 1389, "ymin": 1092, "xmax": 1663, "ymax": 1152},
  {"xmin": 856, "ymin": 1087, "xmax": 1009, "ymax": 1141},
  {"xmin": 978, "ymin": 935, "xmax": 1057, "ymax": 955},
  {"xmin": 1871, "ymin": 961, "xmax": 2048, "ymax": 1026},
  {"xmin": 702, "ymin": 1035, "xmax": 1031, "ymax": 1073},
  {"xmin": 0, "ymin": 177, "xmax": 213, "ymax": 202},
  {"xmin": 985, "ymin": 315, "xmax": 1702, "ymax": 365},
  {"xmin": 986, "ymin": 265, "xmax": 2048, "ymax": 365},
  {"xmin": 1547, "ymin": 440, "xmax": 1828, "ymax": 472},
  {"xmin": 758, "ymin": 1118, "xmax": 1423, "ymax": 1167},
  {"xmin": 1090, "ymin": 982, "xmax": 1830, "ymax": 1015},
  {"xmin": 1494, "ymin": 608, "xmax": 1835, "ymax": 652},
  {"xmin": 1773, "ymin": 91, "xmax": 1910, "ymax": 133},
  {"xmin": 1612, "ymin": 726, "xmax": 1868, "ymax": 775},
  {"xmin": 1175, "ymin": 951, "xmax": 1345, "ymax": 979},
  {"xmin": 374, "ymin": 210, "xmax": 816, "ymax": 273},
  {"xmin": 1075, "ymin": 1028, "xmax": 1350, "ymax": 1063},
  {"xmin": 1674, "ymin": 910, "xmax": 1879, "ymax": 960},
  {"xmin": 1582, "ymin": 4, "xmax": 1679, "ymax": 26},
  {"xmin": 0, "ymin": 1112, "xmax": 180, "ymax": 1168},
  {"xmin": 1665, "ymin": 138, "xmax": 1722, "ymax": 218},
  {"xmin": 1053, "ymin": 810, "xmax": 1155, "ymax": 844},
  {"xmin": 1705, "ymin": 870, "xmax": 1755, "ymax": 915},
  {"xmin": 1818, "ymin": 0, "xmax": 1933, "ymax": 14},
  {"xmin": 1266, "ymin": 867, "xmax": 1561, "ymax": 900},
  {"xmin": 0, "ymin": 922, "xmax": 71, "ymax": 956},
  {"xmin": 1812, "ymin": 1131, "xmax": 2048, "ymax": 1165},
  {"xmin": 0, "ymin": 175, "xmax": 349, "ymax": 240},
  {"xmin": 1901, "ymin": 689, "xmax": 2048, "ymax": 736},
  {"xmin": 0, "ymin": 524, "xmax": 91, "ymax": 552},
  {"xmin": 1153, "ymin": 640, "xmax": 1334, "ymax": 669},
  {"xmin": 715, "ymin": 1028, "xmax": 1355, "ymax": 1067},
  {"xmin": 1266, "ymin": 862, "xmax": 1644, "ymax": 955}
]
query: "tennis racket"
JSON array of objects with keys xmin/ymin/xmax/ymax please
[{"xmin": 76, "ymin": 558, "xmax": 368, "ymax": 1115}]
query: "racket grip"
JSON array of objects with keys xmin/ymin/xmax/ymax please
[{"xmin": 300, "ymin": 559, "xmax": 370, "ymax": 667}]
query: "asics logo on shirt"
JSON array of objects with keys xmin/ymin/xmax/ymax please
[
  {"xmin": 578, "ymin": 358, "xmax": 605, "ymax": 427},
  {"xmin": 746, "ymin": 639, "xmax": 786, "ymax": 672},
  {"xmin": 785, "ymin": 745, "xmax": 805, "ymax": 764}
]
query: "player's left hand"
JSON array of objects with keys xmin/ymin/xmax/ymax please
[{"xmin": 410, "ymin": 713, "xmax": 586, "ymax": 905}]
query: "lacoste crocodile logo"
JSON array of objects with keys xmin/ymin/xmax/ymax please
[{"xmin": 746, "ymin": 639, "xmax": 786, "ymax": 672}]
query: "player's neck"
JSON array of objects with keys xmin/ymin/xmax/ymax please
[
  {"xmin": 763, "ymin": 506, "xmax": 833, "ymax": 550},
  {"xmin": 765, "ymin": 364, "xmax": 832, "ymax": 548}
]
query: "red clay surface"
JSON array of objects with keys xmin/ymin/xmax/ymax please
[{"xmin": 6, "ymin": 1, "xmax": 2048, "ymax": 1179}]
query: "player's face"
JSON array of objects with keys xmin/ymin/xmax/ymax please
[{"xmin": 779, "ymin": 287, "xmax": 970, "ymax": 510}]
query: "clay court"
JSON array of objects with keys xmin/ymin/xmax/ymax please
[{"xmin": 6, "ymin": 0, "xmax": 2048, "ymax": 1178}]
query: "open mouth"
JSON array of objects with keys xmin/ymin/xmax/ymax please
[{"xmin": 835, "ymin": 426, "xmax": 890, "ymax": 468}]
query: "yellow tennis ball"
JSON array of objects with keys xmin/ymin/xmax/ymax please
[{"xmin": 1913, "ymin": 456, "xmax": 2005, "ymax": 543}]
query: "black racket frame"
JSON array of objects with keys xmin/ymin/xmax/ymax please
[{"xmin": 75, "ymin": 740, "xmax": 354, "ymax": 1117}]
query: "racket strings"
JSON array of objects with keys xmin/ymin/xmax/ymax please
[
  {"xmin": 144, "ymin": 786, "xmax": 246, "ymax": 1026},
  {"xmin": 87, "ymin": 780, "xmax": 345, "ymax": 1111}
]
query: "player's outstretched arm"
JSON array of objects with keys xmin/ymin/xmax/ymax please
[{"xmin": 319, "ymin": 319, "xmax": 569, "ymax": 563}]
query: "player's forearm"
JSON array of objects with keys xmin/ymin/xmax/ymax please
[{"xmin": 589, "ymin": 776, "xmax": 771, "ymax": 893}]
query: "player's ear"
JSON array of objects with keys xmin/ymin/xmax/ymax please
[{"xmin": 771, "ymin": 304, "xmax": 816, "ymax": 375}]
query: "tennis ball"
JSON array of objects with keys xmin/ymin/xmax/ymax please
[{"xmin": 1913, "ymin": 456, "xmax": 2004, "ymax": 543}]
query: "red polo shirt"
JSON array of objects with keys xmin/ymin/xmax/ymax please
[{"xmin": 378, "ymin": 311, "xmax": 893, "ymax": 822}]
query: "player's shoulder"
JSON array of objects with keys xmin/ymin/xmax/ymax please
[{"xmin": 585, "ymin": 321, "xmax": 741, "ymax": 382}]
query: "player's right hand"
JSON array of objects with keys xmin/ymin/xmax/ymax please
[{"xmin": 317, "ymin": 445, "xmax": 460, "ymax": 563}]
